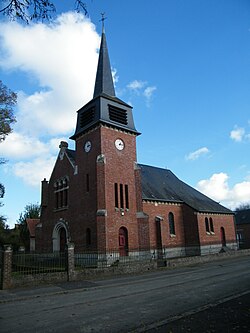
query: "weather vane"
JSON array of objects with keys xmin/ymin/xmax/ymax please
[{"xmin": 100, "ymin": 12, "xmax": 107, "ymax": 32}]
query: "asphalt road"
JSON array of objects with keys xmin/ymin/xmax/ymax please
[{"xmin": 0, "ymin": 256, "xmax": 250, "ymax": 333}]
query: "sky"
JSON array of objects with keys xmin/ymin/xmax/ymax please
[{"xmin": 0, "ymin": 0, "xmax": 250, "ymax": 228}]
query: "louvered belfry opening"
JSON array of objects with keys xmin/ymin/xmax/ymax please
[
  {"xmin": 108, "ymin": 105, "xmax": 128, "ymax": 125},
  {"xmin": 80, "ymin": 107, "xmax": 95, "ymax": 128}
]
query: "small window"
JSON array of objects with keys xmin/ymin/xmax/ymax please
[
  {"xmin": 209, "ymin": 217, "xmax": 214, "ymax": 233},
  {"xmin": 86, "ymin": 228, "xmax": 91, "ymax": 246},
  {"xmin": 125, "ymin": 184, "xmax": 129, "ymax": 209},
  {"xmin": 86, "ymin": 174, "xmax": 90, "ymax": 192},
  {"xmin": 64, "ymin": 189, "xmax": 68, "ymax": 207},
  {"xmin": 114, "ymin": 183, "xmax": 119, "ymax": 208},
  {"xmin": 120, "ymin": 184, "xmax": 124, "ymax": 209},
  {"xmin": 56, "ymin": 192, "xmax": 59, "ymax": 209},
  {"xmin": 169, "ymin": 212, "xmax": 176, "ymax": 235},
  {"xmin": 60, "ymin": 191, "xmax": 63, "ymax": 208},
  {"xmin": 205, "ymin": 217, "xmax": 210, "ymax": 233}
]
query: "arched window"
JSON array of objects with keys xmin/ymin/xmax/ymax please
[
  {"xmin": 86, "ymin": 228, "xmax": 91, "ymax": 247},
  {"xmin": 209, "ymin": 217, "xmax": 214, "ymax": 233},
  {"xmin": 54, "ymin": 176, "xmax": 69, "ymax": 209},
  {"xmin": 205, "ymin": 217, "xmax": 210, "ymax": 233},
  {"xmin": 169, "ymin": 212, "xmax": 176, "ymax": 235}
]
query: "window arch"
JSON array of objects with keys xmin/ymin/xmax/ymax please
[
  {"xmin": 169, "ymin": 212, "xmax": 176, "ymax": 236},
  {"xmin": 52, "ymin": 221, "xmax": 69, "ymax": 252}
]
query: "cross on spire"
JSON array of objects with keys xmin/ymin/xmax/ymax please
[
  {"xmin": 100, "ymin": 12, "xmax": 107, "ymax": 32},
  {"xmin": 93, "ymin": 14, "xmax": 115, "ymax": 98}
]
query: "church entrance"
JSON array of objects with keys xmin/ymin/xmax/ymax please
[
  {"xmin": 119, "ymin": 227, "xmax": 128, "ymax": 256},
  {"xmin": 220, "ymin": 227, "xmax": 226, "ymax": 247},
  {"xmin": 52, "ymin": 221, "xmax": 68, "ymax": 252}
]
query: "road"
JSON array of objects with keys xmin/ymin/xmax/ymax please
[{"xmin": 0, "ymin": 256, "xmax": 250, "ymax": 332}]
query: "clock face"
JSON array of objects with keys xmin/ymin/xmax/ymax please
[
  {"xmin": 115, "ymin": 138, "xmax": 124, "ymax": 151},
  {"xmin": 84, "ymin": 140, "xmax": 92, "ymax": 153}
]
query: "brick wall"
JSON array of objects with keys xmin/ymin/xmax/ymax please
[
  {"xmin": 38, "ymin": 124, "xmax": 141, "ymax": 253},
  {"xmin": 142, "ymin": 201, "xmax": 185, "ymax": 251},
  {"xmin": 197, "ymin": 213, "xmax": 237, "ymax": 254}
]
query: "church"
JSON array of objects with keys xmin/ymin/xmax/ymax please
[{"xmin": 35, "ymin": 27, "xmax": 237, "ymax": 259}]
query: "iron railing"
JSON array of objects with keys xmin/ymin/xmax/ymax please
[
  {"xmin": 12, "ymin": 252, "xmax": 66, "ymax": 275},
  {"xmin": 74, "ymin": 248, "xmax": 154, "ymax": 268}
]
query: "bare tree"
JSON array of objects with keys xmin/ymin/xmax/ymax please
[
  {"xmin": 235, "ymin": 203, "xmax": 250, "ymax": 211},
  {"xmin": 0, "ymin": 0, "xmax": 88, "ymax": 23}
]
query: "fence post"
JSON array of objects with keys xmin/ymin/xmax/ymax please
[
  {"xmin": 66, "ymin": 243, "xmax": 75, "ymax": 282},
  {"xmin": 1, "ymin": 245, "xmax": 13, "ymax": 290}
]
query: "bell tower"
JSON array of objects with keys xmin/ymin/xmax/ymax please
[{"xmin": 70, "ymin": 25, "xmax": 143, "ymax": 254}]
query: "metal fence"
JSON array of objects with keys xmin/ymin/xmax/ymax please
[
  {"xmin": 12, "ymin": 252, "xmax": 66, "ymax": 275},
  {"xmin": 74, "ymin": 248, "xmax": 154, "ymax": 268},
  {"xmin": 10, "ymin": 248, "xmax": 155, "ymax": 277}
]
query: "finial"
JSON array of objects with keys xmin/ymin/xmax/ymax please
[{"xmin": 100, "ymin": 12, "xmax": 107, "ymax": 33}]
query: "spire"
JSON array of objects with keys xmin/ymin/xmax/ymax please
[{"xmin": 93, "ymin": 19, "xmax": 115, "ymax": 98}]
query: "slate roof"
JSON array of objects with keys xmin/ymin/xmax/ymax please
[
  {"xmin": 66, "ymin": 149, "xmax": 76, "ymax": 167},
  {"xmin": 139, "ymin": 164, "xmax": 232, "ymax": 214},
  {"xmin": 235, "ymin": 209, "xmax": 250, "ymax": 225},
  {"xmin": 93, "ymin": 31, "xmax": 115, "ymax": 98}
]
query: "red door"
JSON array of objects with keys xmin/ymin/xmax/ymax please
[{"xmin": 119, "ymin": 227, "xmax": 128, "ymax": 256}]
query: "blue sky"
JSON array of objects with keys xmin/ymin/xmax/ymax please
[{"xmin": 0, "ymin": 0, "xmax": 250, "ymax": 227}]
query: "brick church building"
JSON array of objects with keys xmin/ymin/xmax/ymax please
[{"xmin": 35, "ymin": 28, "xmax": 237, "ymax": 259}]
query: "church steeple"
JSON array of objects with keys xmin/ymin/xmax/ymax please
[
  {"xmin": 70, "ymin": 21, "xmax": 139, "ymax": 140},
  {"xmin": 93, "ymin": 27, "xmax": 115, "ymax": 98}
]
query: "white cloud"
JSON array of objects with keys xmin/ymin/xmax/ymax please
[
  {"xmin": 0, "ymin": 132, "xmax": 48, "ymax": 159},
  {"xmin": 197, "ymin": 172, "xmax": 250, "ymax": 209},
  {"xmin": 143, "ymin": 86, "xmax": 157, "ymax": 100},
  {"xmin": 127, "ymin": 80, "xmax": 146, "ymax": 91},
  {"xmin": 186, "ymin": 147, "xmax": 209, "ymax": 161},
  {"xmin": 0, "ymin": 128, "xmax": 69, "ymax": 160},
  {"xmin": 127, "ymin": 80, "xmax": 156, "ymax": 106},
  {"xmin": 230, "ymin": 126, "xmax": 245, "ymax": 142},
  {"xmin": 197, "ymin": 173, "xmax": 230, "ymax": 201},
  {"xmin": 0, "ymin": 12, "xmax": 100, "ymax": 137},
  {"xmin": 12, "ymin": 156, "xmax": 57, "ymax": 186},
  {"xmin": 112, "ymin": 68, "xmax": 119, "ymax": 86},
  {"xmin": 0, "ymin": 12, "xmax": 101, "ymax": 187}
]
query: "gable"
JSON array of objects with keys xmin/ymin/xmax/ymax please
[{"xmin": 139, "ymin": 164, "xmax": 232, "ymax": 214}]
